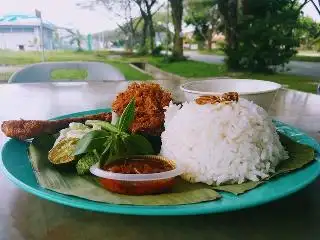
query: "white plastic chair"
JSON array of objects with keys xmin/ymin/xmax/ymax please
[{"xmin": 8, "ymin": 61, "xmax": 126, "ymax": 83}]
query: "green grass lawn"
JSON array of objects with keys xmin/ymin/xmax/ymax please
[
  {"xmin": 290, "ymin": 55, "xmax": 320, "ymax": 62},
  {"xmin": 51, "ymin": 69, "xmax": 88, "ymax": 80},
  {"xmin": 0, "ymin": 50, "xmax": 99, "ymax": 65},
  {"xmin": 0, "ymin": 50, "xmax": 152, "ymax": 81},
  {"xmin": 146, "ymin": 57, "xmax": 319, "ymax": 94},
  {"xmin": 199, "ymin": 49, "xmax": 225, "ymax": 56},
  {"xmin": 148, "ymin": 57, "xmax": 227, "ymax": 78},
  {"xmin": 108, "ymin": 62, "xmax": 151, "ymax": 80},
  {"xmin": 0, "ymin": 50, "xmax": 318, "ymax": 93},
  {"xmin": 199, "ymin": 48, "xmax": 320, "ymax": 62},
  {"xmin": 228, "ymin": 72, "xmax": 318, "ymax": 93}
]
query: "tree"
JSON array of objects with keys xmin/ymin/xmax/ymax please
[
  {"xmin": 65, "ymin": 29, "xmax": 85, "ymax": 51},
  {"xmin": 217, "ymin": 0, "xmax": 239, "ymax": 69},
  {"xmin": 78, "ymin": 0, "xmax": 163, "ymax": 53},
  {"xmin": 134, "ymin": 0, "xmax": 162, "ymax": 52},
  {"xmin": 77, "ymin": 0, "xmax": 142, "ymax": 52},
  {"xmin": 169, "ymin": 0, "xmax": 184, "ymax": 59},
  {"xmin": 218, "ymin": 0, "xmax": 302, "ymax": 72},
  {"xmin": 185, "ymin": 0, "xmax": 221, "ymax": 50},
  {"xmin": 297, "ymin": 16, "xmax": 320, "ymax": 48},
  {"xmin": 117, "ymin": 1, "xmax": 143, "ymax": 51}
]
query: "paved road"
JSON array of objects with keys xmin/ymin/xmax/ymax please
[
  {"xmin": 0, "ymin": 66, "xmax": 22, "ymax": 73},
  {"xmin": 185, "ymin": 51, "xmax": 320, "ymax": 78}
]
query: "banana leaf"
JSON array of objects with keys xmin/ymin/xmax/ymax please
[
  {"xmin": 28, "ymin": 135, "xmax": 220, "ymax": 206},
  {"xmin": 212, "ymin": 133, "xmax": 315, "ymax": 195},
  {"xmin": 28, "ymin": 130, "xmax": 316, "ymax": 204}
]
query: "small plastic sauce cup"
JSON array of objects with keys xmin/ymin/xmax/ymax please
[{"xmin": 90, "ymin": 155, "xmax": 183, "ymax": 195}]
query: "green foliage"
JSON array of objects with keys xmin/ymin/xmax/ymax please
[
  {"xmin": 224, "ymin": 0, "xmax": 301, "ymax": 72},
  {"xmin": 184, "ymin": 0, "xmax": 222, "ymax": 46},
  {"xmin": 297, "ymin": 16, "xmax": 320, "ymax": 49},
  {"xmin": 147, "ymin": 57, "xmax": 318, "ymax": 93},
  {"xmin": 312, "ymin": 37, "xmax": 320, "ymax": 51},
  {"xmin": 137, "ymin": 45, "xmax": 149, "ymax": 56},
  {"xmin": 66, "ymin": 29, "xmax": 85, "ymax": 51},
  {"xmin": 152, "ymin": 45, "xmax": 164, "ymax": 56},
  {"xmin": 74, "ymin": 99, "xmax": 154, "ymax": 167}
]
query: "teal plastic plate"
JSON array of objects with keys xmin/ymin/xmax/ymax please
[{"xmin": 1, "ymin": 109, "xmax": 320, "ymax": 216}]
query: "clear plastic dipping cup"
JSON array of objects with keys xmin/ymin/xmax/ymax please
[{"xmin": 90, "ymin": 155, "xmax": 184, "ymax": 195}]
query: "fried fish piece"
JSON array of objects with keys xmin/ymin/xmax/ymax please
[
  {"xmin": 1, "ymin": 112, "xmax": 111, "ymax": 140},
  {"xmin": 112, "ymin": 83, "xmax": 172, "ymax": 136}
]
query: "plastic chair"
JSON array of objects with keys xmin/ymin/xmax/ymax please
[{"xmin": 8, "ymin": 61, "xmax": 126, "ymax": 83}]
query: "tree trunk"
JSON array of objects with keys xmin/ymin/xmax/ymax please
[
  {"xmin": 147, "ymin": 15, "xmax": 155, "ymax": 51},
  {"xmin": 218, "ymin": 0, "xmax": 239, "ymax": 69},
  {"xmin": 77, "ymin": 39, "xmax": 82, "ymax": 51},
  {"xmin": 169, "ymin": 0, "xmax": 184, "ymax": 59},
  {"xmin": 146, "ymin": 5, "xmax": 155, "ymax": 51},
  {"xmin": 141, "ymin": 20, "xmax": 148, "ymax": 50},
  {"xmin": 207, "ymin": 28, "xmax": 213, "ymax": 50},
  {"xmin": 136, "ymin": 1, "xmax": 149, "ymax": 52},
  {"xmin": 149, "ymin": 24, "xmax": 155, "ymax": 51},
  {"xmin": 226, "ymin": 0, "xmax": 238, "ymax": 52}
]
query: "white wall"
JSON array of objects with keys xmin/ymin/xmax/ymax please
[
  {"xmin": 0, "ymin": 27, "xmax": 54, "ymax": 50},
  {"xmin": 0, "ymin": 32, "xmax": 37, "ymax": 50}
]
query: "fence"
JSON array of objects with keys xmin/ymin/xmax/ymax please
[{"xmin": 0, "ymin": 72, "xmax": 12, "ymax": 82}]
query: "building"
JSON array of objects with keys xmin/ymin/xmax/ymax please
[{"xmin": 0, "ymin": 14, "xmax": 55, "ymax": 51}]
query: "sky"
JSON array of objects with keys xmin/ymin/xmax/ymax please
[{"xmin": 0, "ymin": 0, "xmax": 319, "ymax": 34}]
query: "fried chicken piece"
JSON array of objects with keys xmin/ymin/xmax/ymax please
[
  {"xmin": 1, "ymin": 112, "xmax": 111, "ymax": 141},
  {"xmin": 112, "ymin": 83, "xmax": 172, "ymax": 136}
]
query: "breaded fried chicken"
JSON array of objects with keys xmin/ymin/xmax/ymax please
[{"xmin": 112, "ymin": 83, "xmax": 172, "ymax": 136}]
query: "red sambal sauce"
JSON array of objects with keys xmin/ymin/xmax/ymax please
[
  {"xmin": 104, "ymin": 158, "xmax": 174, "ymax": 174},
  {"xmin": 100, "ymin": 157, "xmax": 176, "ymax": 195}
]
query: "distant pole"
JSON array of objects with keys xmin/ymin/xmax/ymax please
[
  {"xmin": 166, "ymin": 0, "xmax": 170, "ymax": 59},
  {"xmin": 35, "ymin": 9, "xmax": 45, "ymax": 62},
  {"xmin": 87, "ymin": 34, "xmax": 92, "ymax": 51},
  {"xmin": 40, "ymin": 19, "xmax": 45, "ymax": 61},
  {"xmin": 102, "ymin": 32, "xmax": 104, "ymax": 49}
]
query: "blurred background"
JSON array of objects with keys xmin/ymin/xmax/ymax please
[{"xmin": 0, "ymin": 0, "xmax": 320, "ymax": 94}]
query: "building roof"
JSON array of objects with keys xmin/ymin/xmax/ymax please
[{"xmin": 0, "ymin": 14, "xmax": 55, "ymax": 30}]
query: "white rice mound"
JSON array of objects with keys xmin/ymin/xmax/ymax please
[{"xmin": 160, "ymin": 99, "xmax": 289, "ymax": 185}]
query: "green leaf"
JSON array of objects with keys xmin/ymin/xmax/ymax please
[
  {"xmin": 212, "ymin": 181, "xmax": 263, "ymax": 195},
  {"xmin": 76, "ymin": 152, "xmax": 99, "ymax": 175},
  {"xmin": 275, "ymin": 133, "xmax": 315, "ymax": 175},
  {"xmin": 85, "ymin": 120, "xmax": 119, "ymax": 133},
  {"xmin": 125, "ymin": 134, "xmax": 154, "ymax": 155},
  {"xmin": 99, "ymin": 136, "xmax": 113, "ymax": 168},
  {"xmin": 117, "ymin": 98, "xmax": 135, "ymax": 132},
  {"xmin": 32, "ymin": 134, "xmax": 56, "ymax": 152},
  {"xmin": 73, "ymin": 130, "xmax": 109, "ymax": 156}
]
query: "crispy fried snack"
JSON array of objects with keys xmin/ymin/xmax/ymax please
[
  {"xmin": 112, "ymin": 83, "xmax": 172, "ymax": 136},
  {"xmin": 1, "ymin": 112, "xmax": 111, "ymax": 140},
  {"xmin": 195, "ymin": 92, "xmax": 239, "ymax": 105}
]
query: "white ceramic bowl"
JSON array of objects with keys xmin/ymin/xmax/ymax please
[{"xmin": 180, "ymin": 79, "xmax": 282, "ymax": 111}]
